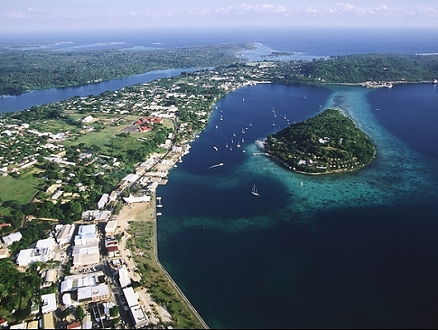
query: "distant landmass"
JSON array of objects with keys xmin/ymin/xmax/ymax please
[{"xmin": 264, "ymin": 109, "xmax": 376, "ymax": 174}]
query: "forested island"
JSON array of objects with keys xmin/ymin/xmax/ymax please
[{"xmin": 264, "ymin": 109, "xmax": 376, "ymax": 174}]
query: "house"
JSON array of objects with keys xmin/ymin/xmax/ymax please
[
  {"xmin": 77, "ymin": 283, "xmax": 110, "ymax": 303},
  {"xmin": 16, "ymin": 238, "xmax": 56, "ymax": 267},
  {"xmin": 123, "ymin": 287, "xmax": 149, "ymax": 328},
  {"xmin": 97, "ymin": 193, "xmax": 109, "ymax": 209},
  {"xmin": 82, "ymin": 314, "xmax": 92, "ymax": 330},
  {"xmin": 2, "ymin": 231, "xmax": 22, "ymax": 246},
  {"xmin": 60, "ymin": 271, "xmax": 105, "ymax": 293},
  {"xmin": 105, "ymin": 240, "xmax": 119, "ymax": 258},
  {"xmin": 105, "ymin": 220, "xmax": 117, "ymax": 237},
  {"xmin": 42, "ymin": 312, "xmax": 55, "ymax": 329},
  {"xmin": 81, "ymin": 210, "xmax": 111, "ymax": 221},
  {"xmin": 109, "ymin": 191, "xmax": 118, "ymax": 203},
  {"xmin": 123, "ymin": 287, "xmax": 140, "ymax": 308},
  {"xmin": 123, "ymin": 194, "xmax": 150, "ymax": 204},
  {"xmin": 130, "ymin": 305, "xmax": 149, "ymax": 328},
  {"xmin": 55, "ymin": 224, "xmax": 75, "ymax": 248},
  {"xmin": 81, "ymin": 115, "xmax": 94, "ymax": 123},
  {"xmin": 26, "ymin": 320, "xmax": 39, "ymax": 329},
  {"xmin": 72, "ymin": 242, "xmax": 100, "ymax": 270},
  {"xmin": 66, "ymin": 321, "xmax": 82, "ymax": 330},
  {"xmin": 118, "ymin": 265, "xmax": 131, "ymax": 288},
  {"xmin": 74, "ymin": 225, "xmax": 98, "ymax": 246},
  {"xmin": 41, "ymin": 293, "xmax": 57, "ymax": 314},
  {"xmin": 0, "ymin": 248, "xmax": 9, "ymax": 259}
]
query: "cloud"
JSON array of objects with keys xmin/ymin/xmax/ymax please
[
  {"xmin": 5, "ymin": 12, "xmax": 25, "ymax": 19},
  {"xmin": 28, "ymin": 7, "xmax": 45, "ymax": 13}
]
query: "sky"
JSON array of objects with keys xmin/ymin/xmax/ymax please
[{"xmin": 2, "ymin": 0, "xmax": 438, "ymax": 33}]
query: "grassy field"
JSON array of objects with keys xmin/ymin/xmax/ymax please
[{"xmin": 0, "ymin": 169, "xmax": 41, "ymax": 205}]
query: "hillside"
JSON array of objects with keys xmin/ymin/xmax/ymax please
[{"xmin": 264, "ymin": 109, "xmax": 376, "ymax": 174}]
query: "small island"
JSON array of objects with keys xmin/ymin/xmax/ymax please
[{"xmin": 264, "ymin": 109, "xmax": 376, "ymax": 174}]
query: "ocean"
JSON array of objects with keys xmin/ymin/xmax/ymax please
[{"xmin": 2, "ymin": 26, "xmax": 438, "ymax": 328}]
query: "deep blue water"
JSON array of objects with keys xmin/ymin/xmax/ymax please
[
  {"xmin": 2, "ymin": 27, "xmax": 438, "ymax": 328},
  {"xmin": 156, "ymin": 83, "xmax": 438, "ymax": 329}
]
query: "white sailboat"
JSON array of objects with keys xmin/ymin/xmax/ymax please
[{"xmin": 251, "ymin": 184, "xmax": 260, "ymax": 197}]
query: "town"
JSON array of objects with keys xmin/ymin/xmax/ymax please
[
  {"xmin": 0, "ymin": 64, "xmax": 271, "ymax": 329},
  {"xmin": 1, "ymin": 51, "xmax": 437, "ymax": 328}
]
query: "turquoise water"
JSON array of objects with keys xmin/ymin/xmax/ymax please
[{"xmin": 157, "ymin": 83, "xmax": 438, "ymax": 328}]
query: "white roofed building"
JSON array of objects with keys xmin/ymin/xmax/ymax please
[
  {"xmin": 55, "ymin": 224, "xmax": 75, "ymax": 248},
  {"xmin": 2, "ymin": 231, "xmax": 22, "ymax": 246},
  {"xmin": 41, "ymin": 293, "xmax": 57, "ymax": 314},
  {"xmin": 122, "ymin": 287, "xmax": 149, "ymax": 328},
  {"xmin": 74, "ymin": 224, "xmax": 98, "ymax": 246},
  {"xmin": 123, "ymin": 287, "xmax": 140, "ymax": 307},
  {"xmin": 72, "ymin": 242, "xmax": 100, "ymax": 270},
  {"xmin": 123, "ymin": 194, "xmax": 150, "ymax": 204},
  {"xmin": 118, "ymin": 265, "xmax": 131, "ymax": 288},
  {"xmin": 16, "ymin": 238, "xmax": 56, "ymax": 267},
  {"xmin": 77, "ymin": 283, "xmax": 110, "ymax": 303},
  {"xmin": 81, "ymin": 210, "xmax": 111, "ymax": 221},
  {"xmin": 105, "ymin": 220, "xmax": 117, "ymax": 237},
  {"xmin": 98, "ymin": 193, "xmax": 109, "ymax": 209},
  {"xmin": 60, "ymin": 271, "xmax": 105, "ymax": 293}
]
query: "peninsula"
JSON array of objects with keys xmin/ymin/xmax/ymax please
[{"xmin": 264, "ymin": 109, "xmax": 376, "ymax": 174}]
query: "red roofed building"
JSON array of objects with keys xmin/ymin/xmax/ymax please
[
  {"xmin": 105, "ymin": 240, "xmax": 119, "ymax": 257},
  {"xmin": 139, "ymin": 126, "xmax": 152, "ymax": 132},
  {"xmin": 66, "ymin": 321, "xmax": 81, "ymax": 329}
]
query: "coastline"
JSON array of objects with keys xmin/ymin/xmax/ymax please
[{"xmin": 115, "ymin": 145, "xmax": 209, "ymax": 328}]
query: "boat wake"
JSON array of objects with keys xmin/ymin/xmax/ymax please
[{"xmin": 206, "ymin": 163, "xmax": 224, "ymax": 169}]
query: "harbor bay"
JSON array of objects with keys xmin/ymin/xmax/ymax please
[{"xmin": 156, "ymin": 82, "xmax": 438, "ymax": 328}]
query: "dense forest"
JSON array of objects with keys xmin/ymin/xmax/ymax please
[
  {"xmin": 0, "ymin": 43, "xmax": 253, "ymax": 95},
  {"xmin": 265, "ymin": 109, "xmax": 376, "ymax": 174},
  {"xmin": 2, "ymin": 45, "xmax": 438, "ymax": 96},
  {"xmin": 270, "ymin": 53, "xmax": 438, "ymax": 84}
]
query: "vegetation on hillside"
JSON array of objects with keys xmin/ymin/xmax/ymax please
[
  {"xmin": 0, "ymin": 43, "xmax": 254, "ymax": 95},
  {"xmin": 265, "ymin": 109, "xmax": 376, "ymax": 174},
  {"xmin": 269, "ymin": 53, "xmax": 438, "ymax": 84}
]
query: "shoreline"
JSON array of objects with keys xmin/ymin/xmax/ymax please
[
  {"xmin": 116, "ymin": 144, "xmax": 209, "ymax": 328},
  {"xmin": 150, "ymin": 193, "xmax": 210, "ymax": 329}
]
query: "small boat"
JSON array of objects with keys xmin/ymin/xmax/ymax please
[
  {"xmin": 157, "ymin": 212, "xmax": 162, "ymax": 216},
  {"xmin": 303, "ymin": 96, "xmax": 307, "ymax": 100},
  {"xmin": 156, "ymin": 197, "xmax": 163, "ymax": 207},
  {"xmin": 213, "ymin": 146, "xmax": 218, "ymax": 151},
  {"xmin": 251, "ymin": 184, "xmax": 260, "ymax": 197}
]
